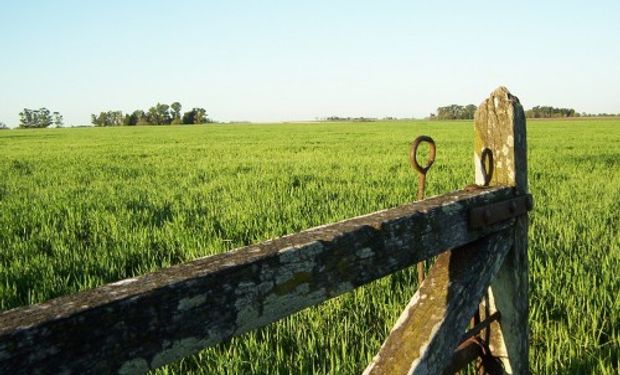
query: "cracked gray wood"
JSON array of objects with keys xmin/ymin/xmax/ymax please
[
  {"xmin": 0, "ymin": 186, "xmax": 517, "ymax": 374},
  {"xmin": 475, "ymin": 86, "xmax": 529, "ymax": 374},
  {"xmin": 363, "ymin": 229, "xmax": 513, "ymax": 375}
]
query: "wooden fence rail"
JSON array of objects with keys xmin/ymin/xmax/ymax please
[{"xmin": 0, "ymin": 87, "xmax": 531, "ymax": 374}]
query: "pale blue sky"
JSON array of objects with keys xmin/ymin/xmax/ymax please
[{"xmin": 1, "ymin": 1, "xmax": 619, "ymax": 126}]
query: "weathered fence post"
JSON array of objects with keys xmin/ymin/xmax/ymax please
[
  {"xmin": 363, "ymin": 87, "xmax": 531, "ymax": 375},
  {"xmin": 474, "ymin": 86, "xmax": 529, "ymax": 374}
]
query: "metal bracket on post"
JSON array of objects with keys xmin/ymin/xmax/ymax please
[{"xmin": 469, "ymin": 194, "xmax": 533, "ymax": 229}]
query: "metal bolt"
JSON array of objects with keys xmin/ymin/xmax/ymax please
[
  {"xmin": 509, "ymin": 201, "xmax": 517, "ymax": 213},
  {"xmin": 526, "ymin": 195, "xmax": 534, "ymax": 211}
]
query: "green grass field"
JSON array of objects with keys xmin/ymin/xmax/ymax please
[{"xmin": 0, "ymin": 119, "xmax": 618, "ymax": 374}]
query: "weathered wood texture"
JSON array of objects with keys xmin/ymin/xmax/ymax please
[
  {"xmin": 0, "ymin": 186, "xmax": 517, "ymax": 374},
  {"xmin": 362, "ymin": 229, "xmax": 513, "ymax": 375},
  {"xmin": 474, "ymin": 86, "xmax": 529, "ymax": 374}
]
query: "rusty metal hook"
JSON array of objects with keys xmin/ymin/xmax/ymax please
[
  {"xmin": 410, "ymin": 136, "xmax": 436, "ymax": 201},
  {"xmin": 480, "ymin": 148, "xmax": 494, "ymax": 187},
  {"xmin": 410, "ymin": 136, "xmax": 436, "ymax": 286},
  {"xmin": 410, "ymin": 136, "xmax": 436, "ymax": 176}
]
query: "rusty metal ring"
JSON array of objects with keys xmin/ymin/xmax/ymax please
[
  {"xmin": 480, "ymin": 148, "xmax": 494, "ymax": 186},
  {"xmin": 410, "ymin": 136, "xmax": 436, "ymax": 174}
]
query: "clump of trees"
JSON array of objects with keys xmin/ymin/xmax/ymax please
[
  {"xmin": 0, "ymin": 121, "xmax": 9, "ymax": 130},
  {"xmin": 18, "ymin": 108, "xmax": 64, "ymax": 128},
  {"xmin": 525, "ymin": 106, "xmax": 576, "ymax": 118},
  {"xmin": 91, "ymin": 111, "xmax": 125, "ymax": 126},
  {"xmin": 91, "ymin": 102, "xmax": 211, "ymax": 127},
  {"xmin": 433, "ymin": 104, "xmax": 477, "ymax": 120}
]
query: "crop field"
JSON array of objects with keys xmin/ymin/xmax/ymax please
[{"xmin": 0, "ymin": 119, "xmax": 618, "ymax": 374}]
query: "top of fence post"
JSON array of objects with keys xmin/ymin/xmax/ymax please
[
  {"xmin": 474, "ymin": 86, "xmax": 529, "ymax": 374},
  {"xmin": 474, "ymin": 86, "xmax": 528, "ymax": 193}
]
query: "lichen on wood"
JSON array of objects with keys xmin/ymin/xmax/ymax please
[
  {"xmin": 474, "ymin": 86, "xmax": 529, "ymax": 374},
  {"xmin": 0, "ymin": 186, "xmax": 517, "ymax": 374},
  {"xmin": 363, "ymin": 229, "xmax": 513, "ymax": 375}
]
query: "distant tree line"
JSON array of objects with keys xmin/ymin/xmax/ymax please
[
  {"xmin": 525, "ymin": 106, "xmax": 576, "ymax": 118},
  {"xmin": 0, "ymin": 121, "xmax": 9, "ymax": 130},
  {"xmin": 579, "ymin": 112, "xmax": 620, "ymax": 117},
  {"xmin": 431, "ymin": 104, "xmax": 619, "ymax": 120},
  {"xmin": 18, "ymin": 108, "xmax": 64, "ymax": 128},
  {"xmin": 324, "ymin": 116, "xmax": 377, "ymax": 122},
  {"xmin": 91, "ymin": 102, "xmax": 211, "ymax": 127},
  {"xmin": 525, "ymin": 106, "xmax": 620, "ymax": 118}
]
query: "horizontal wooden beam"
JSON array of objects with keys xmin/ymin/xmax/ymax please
[
  {"xmin": 0, "ymin": 186, "xmax": 516, "ymax": 374},
  {"xmin": 363, "ymin": 229, "xmax": 513, "ymax": 375}
]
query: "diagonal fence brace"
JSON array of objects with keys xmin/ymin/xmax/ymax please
[{"xmin": 363, "ymin": 229, "xmax": 514, "ymax": 375}]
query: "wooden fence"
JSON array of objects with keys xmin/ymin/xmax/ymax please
[{"xmin": 0, "ymin": 87, "xmax": 532, "ymax": 374}]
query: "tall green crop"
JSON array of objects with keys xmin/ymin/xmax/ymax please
[{"xmin": 0, "ymin": 119, "xmax": 618, "ymax": 373}]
